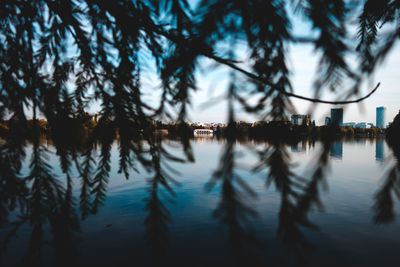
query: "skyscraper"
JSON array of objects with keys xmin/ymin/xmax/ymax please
[
  {"xmin": 376, "ymin": 106, "xmax": 386, "ymax": 128},
  {"xmin": 331, "ymin": 108, "xmax": 343, "ymax": 126}
]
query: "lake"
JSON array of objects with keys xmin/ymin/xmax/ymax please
[{"xmin": 1, "ymin": 137, "xmax": 400, "ymax": 266}]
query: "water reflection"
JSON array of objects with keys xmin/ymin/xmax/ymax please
[
  {"xmin": 145, "ymin": 137, "xmax": 181, "ymax": 266},
  {"xmin": 291, "ymin": 141, "xmax": 307, "ymax": 153},
  {"xmin": 206, "ymin": 137, "xmax": 262, "ymax": 266},
  {"xmin": 0, "ymin": 129, "xmax": 399, "ymax": 266},
  {"xmin": 330, "ymin": 141, "xmax": 343, "ymax": 159},
  {"xmin": 373, "ymin": 136, "xmax": 400, "ymax": 224},
  {"xmin": 375, "ymin": 138, "xmax": 385, "ymax": 163}
]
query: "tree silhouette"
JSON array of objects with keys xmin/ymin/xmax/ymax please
[
  {"xmin": 2, "ymin": 1, "xmax": 400, "ymax": 265},
  {"xmin": 1, "ymin": 0, "xmax": 396, "ymax": 126},
  {"xmin": 373, "ymin": 111, "xmax": 400, "ymax": 223}
]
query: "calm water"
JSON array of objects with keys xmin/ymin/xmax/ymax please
[{"xmin": 1, "ymin": 138, "xmax": 400, "ymax": 266}]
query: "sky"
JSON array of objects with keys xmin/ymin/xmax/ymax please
[
  {"xmin": 171, "ymin": 5, "xmax": 400, "ymax": 126},
  {"xmin": 12, "ymin": 2, "xmax": 399, "ymax": 127},
  {"xmin": 87, "ymin": 2, "xmax": 400, "ymax": 126},
  {"xmin": 141, "ymin": 41, "xmax": 400, "ymax": 126}
]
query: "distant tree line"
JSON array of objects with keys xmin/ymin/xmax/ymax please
[{"xmin": 0, "ymin": 116, "xmax": 383, "ymax": 144}]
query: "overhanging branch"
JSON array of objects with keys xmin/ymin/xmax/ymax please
[
  {"xmin": 205, "ymin": 53, "xmax": 380, "ymax": 105},
  {"xmin": 154, "ymin": 27, "xmax": 380, "ymax": 105}
]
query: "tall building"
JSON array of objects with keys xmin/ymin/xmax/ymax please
[
  {"xmin": 331, "ymin": 108, "xmax": 343, "ymax": 126},
  {"xmin": 376, "ymin": 106, "xmax": 386, "ymax": 128}
]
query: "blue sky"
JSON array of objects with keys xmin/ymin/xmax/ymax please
[
  {"xmin": 113, "ymin": 38, "xmax": 400, "ymax": 125},
  {"xmin": 89, "ymin": 2, "xmax": 399, "ymax": 126},
  {"xmin": 169, "ymin": 2, "xmax": 400, "ymax": 125}
]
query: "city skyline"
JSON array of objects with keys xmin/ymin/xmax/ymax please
[
  {"xmin": 160, "ymin": 105, "xmax": 394, "ymax": 128},
  {"xmin": 171, "ymin": 105, "xmax": 394, "ymax": 126}
]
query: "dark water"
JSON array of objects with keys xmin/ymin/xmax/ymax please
[{"xmin": 1, "ymin": 138, "xmax": 400, "ymax": 266}]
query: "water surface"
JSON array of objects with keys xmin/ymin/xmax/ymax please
[{"xmin": 1, "ymin": 138, "xmax": 399, "ymax": 267}]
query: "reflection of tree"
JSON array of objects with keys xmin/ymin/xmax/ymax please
[
  {"xmin": 3, "ymin": 115, "xmax": 399, "ymax": 266},
  {"xmin": 206, "ymin": 84, "xmax": 263, "ymax": 267},
  {"xmin": 206, "ymin": 138, "xmax": 262, "ymax": 266},
  {"xmin": 144, "ymin": 137, "xmax": 182, "ymax": 266},
  {"xmin": 253, "ymin": 136, "xmax": 334, "ymax": 266},
  {"xmin": 207, "ymin": 81, "xmax": 264, "ymax": 265},
  {"xmin": 78, "ymin": 138, "xmax": 96, "ymax": 220},
  {"xmin": 0, "ymin": 138, "xmax": 27, "ymax": 228},
  {"xmin": 48, "ymin": 181, "xmax": 80, "ymax": 267},
  {"xmin": 1, "ymin": 121, "xmax": 398, "ymax": 266},
  {"xmin": 145, "ymin": 182, "xmax": 171, "ymax": 266},
  {"xmin": 0, "ymin": 134, "xmax": 80, "ymax": 267},
  {"xmin": 0, "ymin": 114, "xmax": 81, "ymax": 266},
  {"xmin": 90, "ymin": 121, "xmax": 115, "ymax": 214},
  {"xmin": 373, "ymin": 138, "xmax": 400, "ymax": 224},
  {"xmin": 24, "ymin": 139, "xmax": 65, "ymax": 266},
  {"xmin": 0, "ymin": 122, "xmax": 189, "ymax": 266},
  {"xmin": 0, "ymin": 130, "xmax": 29, "ymax": 265},
  {"xmin": 77, "ymin": 118, "xmax": 148, "ymax": 217}
]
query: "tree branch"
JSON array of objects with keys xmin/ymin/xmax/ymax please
[
  {"xmin": 205, "ymin": 53, "xmax": 380, "ymax": 105},
  {"xmin": 154, "ymin": 27, "xmax": 380, "ymax": 105}
]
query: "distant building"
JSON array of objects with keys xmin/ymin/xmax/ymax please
[
  {"xmin": 343, "ymin": 122, "xmax": 356, "ymax": 127},
  {"xmin": 291, "ymin": 114, "xmax": 311, "ymax": 126},
  {"xmin": 331, "ymin": 108, "xmax": 343, "ymax": 126},
  {"xmin": 325, "ymin": 117, "xmax": 331, "ymax": 125},
  {"xmin": 355, "ymin": 122, "xmax": 367, "ymax": 129},
  {"xmin": 376, "ymin": 106, "xmax": 386, "ymax": 128}
]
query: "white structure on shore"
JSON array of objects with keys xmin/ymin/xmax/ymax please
[{"xmin": 194, "ymin": 129, "xmax": 214, "ymax": 136}]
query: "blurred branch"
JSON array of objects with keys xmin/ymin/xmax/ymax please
[{"xmin": 206, "ymin": 53, "xmax": 381, "ymax": 104}]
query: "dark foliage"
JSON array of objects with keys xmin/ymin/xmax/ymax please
[
  {"xmin": 0, "ymin": 0, "xmax": 396, "ymax": 125},
  {"xmin": 1, "ymin": 1, "xmax": 400, "ymax": 266},
  {"xmin": 373, "ymin": 111, "xmax": 400, "ymax": 223}
]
